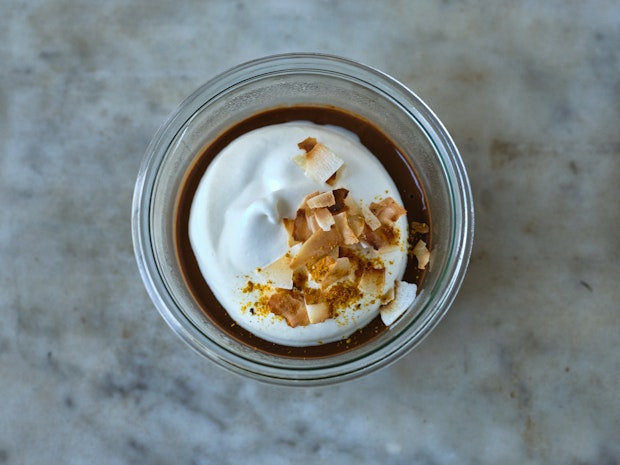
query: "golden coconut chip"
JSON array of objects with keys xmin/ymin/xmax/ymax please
[
  {"xmin": 294, "ymin": 143, "xmax": 344, "ymax": 184},
  {"xmin": 289, "ymin": 227, "xmax": 341, "ymax": 270},
  {"xmin": 347, "ymin": 212, "xmax": 366, "ymax": 238},
  {"xmin": 306, "ymin": 191, "xmax": 336, "ymax": 209},
  {"xmin": 305, "ymin": 300, "xmax": 332, "ymax": 324},
  {"xmin": 282, "ymin": 217, "xmax": 298, "ymax": 246},
  {"xmin": 327, "ymin": 188, "xmax": 349, "ymax": 214},
  {"xmin": 314, "ymin": 207, "xmax": 336, "ymax": 231},
  {"xmin": 413, "ymin": 240, "xmax": 430, "ymax": 270},
  {"xmin": 380, "ymin": 281, "xmax": 417, "ymax": 326},
  {"xmin": 361, "ymin": 223, "xmax": 398, "ymax": 250},
  {"xmin": 291, "ymin": 209, "xmax": 313, "ymax": 242},
  {"xmin": 358, "ymin": 267, "xmax": 386, "ymax": 299},
  {"xmin": 361, "ymin": 204, "xmax": 382, "ymax": 231},
  {"xmin": 370, "ymin": 197, "xmax": 407, "ymax": 226},
  {"xmin": 297, "ymin": 137, "xmax": 318, "ymax": 152},
  {"xmin": 305, "ymin": 209, "xmax": 321, "ymax": 234},
  {"xmin": 344, "ymin": 194, "xmax": 361, "ymax": 215},
  {"xmin": 260, "ymin": 254, "xmax": 294, "ymax": 290},
  {"xmin": 268, "ymin": 290, "xmax": 309, "ymax": 327},
  {"xmin": 411, "ymin": 222, "xmax": 430, "ymax": 234},
  {"xmin": 333, "ymin": 211, "xmax": 360, "ymax": 245}
]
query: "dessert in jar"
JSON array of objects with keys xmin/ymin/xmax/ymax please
[{"xmin": 134, "ymin": 54, "xmax": 474, "ymax": 384}]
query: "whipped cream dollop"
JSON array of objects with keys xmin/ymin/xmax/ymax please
[{"xmin": 189, "ymin": 122, "xmax": 410, "ymax": 346}]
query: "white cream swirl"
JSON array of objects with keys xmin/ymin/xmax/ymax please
[{"xmin": 189, "ymin": 122, "xmax": 408, "ymax": 346}]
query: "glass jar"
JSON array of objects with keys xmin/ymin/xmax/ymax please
[{"xmin": 132, "ymin": 53, "xmax": 474, "ymax": 385}]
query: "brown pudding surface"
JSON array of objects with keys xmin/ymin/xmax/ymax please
[{"xmin": 174, "ymin": 106, "xmax": 430, "ymax": 358}]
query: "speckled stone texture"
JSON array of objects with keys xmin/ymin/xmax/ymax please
[{"xmin": 1, "ymin": 1, "xmax": 619, "ymax": 464}]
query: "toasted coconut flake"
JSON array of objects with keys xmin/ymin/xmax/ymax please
[
  {"xmin": 413, "ymin": 240, "xmax": 430, "ymax": 269},
  {"xmin": 289, "ymin": 227, "xmax": 341, "ymax": 270},
  {"xmin": 297, "ymin": 137, "xmax": 317, "ymax": 152},
  {"xmin": 314, "ymin": 207, "xmax": 335, "ymax": 231},
  {"xmin": 297, "ymin": 143, "xmax": 344, "ymax": 184},
  {"xmin": 362, "ymin": 224, "xmax": 398, "ymax": 250},
  {"xmin": 282, "ymin": 218, "xmax": 298, "ymax": 246},
  {"xmin": 305, "ymin": 300, "xmax": 332, "ymax": 324},
  {"xmin": 301, "ymin": 191, "xmax": 320, "ymax": 206},
  {"xmin": 347, "ymin": 213, "xmax": 366, "ymax": 237},
  {"xmin": 307, "ymin": 191, "xmax": 336, "ymax": 209},
  {"xmin": 321, "ymin": 257, "xmax": 352, "ymax": 289},
  {"xmin": 305, "ymin": 208, "xmax": 321, "ymax": 233},
  {"xmin": 260, "ymin": 255, "xmax": 294, "ymax": 290},
  {"xmin": 370, "ymin": 197, "xmax": 407, "ymax": 226},
  {"xmin": 358, "ymin": 267, "xmax": 386, "ymax": 299},
  {"xmin": 361, "ymin": 204, "xmax": 382, "ymax": 231},
  {"xmin": 411, "ymin": 222, "xmax": 430, "ymax": 234},
  {"xmin": 380, "ymin": 281, "xmax": 417, "ymax": 326},
  {"xmin": 344, "ymin": 195, "xmax": 361, "ymax": 214},
  {"xmin": 292, "ymin": 209, "xmax": 312, "ymax": 242},
  {"xmin": 268, "ymin": 290, "xmax": 309, "ymax": 327},
  {"xmin": 328, "ymin": 188, "xmax": 349, "ymax": 214},
  {"xmin": 333, "ymin": 212, "xmax": 359, "ymax": 245}
]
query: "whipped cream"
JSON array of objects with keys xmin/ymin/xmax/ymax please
[{"xmin": 189, "ymin": 122, "xmax": 409, "ymax": 346}]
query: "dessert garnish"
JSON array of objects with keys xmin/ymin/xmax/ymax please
[{"xmin": 241, "ymin": 138, "xmax": 430, "ymax": 329}]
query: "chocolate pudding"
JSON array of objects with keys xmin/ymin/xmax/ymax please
[{"xmin": 174, "ymin": 106, "xmax": 431, "ymax": 358}]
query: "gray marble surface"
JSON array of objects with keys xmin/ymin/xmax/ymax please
[{"xmin": 2, "ymin": 1, "xmax": 619, "ymax": 464}]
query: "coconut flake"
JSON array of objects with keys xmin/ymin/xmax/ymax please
[
  {"xmin": 333, "ymin": 211, "xmax": 359, "ymax": 245},
  {"xmin": 305, "ymin": 300, "xmax": 331, "ymax": 324},
  {"xmin": 268, "ymin": 291, "xmax": 309, "ymax": 327},
  {"xmin": 358, "ymin": 267, "xmax": 386, "ymax": 300},
  {"xmin": 411, "ymin": 222, "xmax": 430, "ymax": 234},
  {"xmin": 305, "ymin": 208, "xmax": 321, "ymax": 233},
  {"xmin": 413, "ymin": 240, "xmax": 430, "ymax": 270},
  {"xmin": 347, "ymin": 213, "xmax": 366, "ymax": 238},
  {"xmin": 314, "ymin": 208, "xmax": 335, "ymax": 231},
  {"xmin": 282, "ymin": 218, "xmax": 298, "ymax": 246},
  {"xmin": 260, "ymin": 255, "xmax": 294, "ymax": 290},
  {"xmin": 328, "ymin": 188, "xmax": 349, "ymax": 214},
  {"xmin": 289, "ymin": 227, "xmax": 341, "ymax": 270},
  {"xmin": 361, "ymin": 204, "xmax": 382, "ymax": 231},
  {"xmin": 380, "ymin": 281, "xmax": 417, "ymax": 326},
  {"xmin": 290, "ymin": 209, "xmax": 313, "ymax": 243},
  {"xmin": 370, "ymin": 197, "xmax": 407, "ymax": 226},
  {"xmin": 361, "ymin": 223, "xmax": 396, "ymax": 250},
  {"xmin": 296, "ymin": 143, "xmax": 344, "ymax": 184},
  {"xmin": 297, "ymin": 137, "xmax": 317, "ymax": 152},
  {"xmin": 307, "ymin": 191, "xmax": 336, "ymax": 209},
  {"xmin": 344, "ymin": 195, "xmax": 361, "ymax": 215}
]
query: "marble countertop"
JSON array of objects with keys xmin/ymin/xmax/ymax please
[{"xmin": 2, "ymin": 1, "xmax": 619, "ymax": 463}]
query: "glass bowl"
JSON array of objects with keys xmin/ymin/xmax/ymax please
[{"xmin": 132, "ymin": 53, "xmax": 474, "ymax": 385}]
